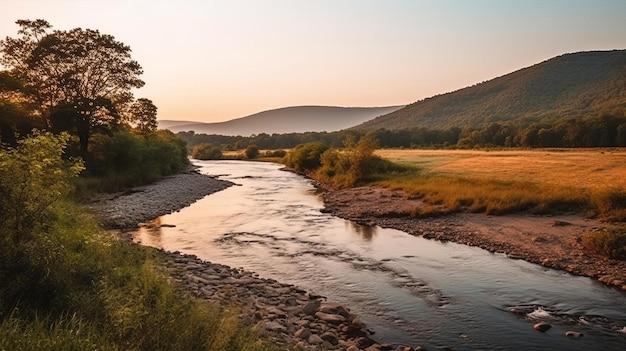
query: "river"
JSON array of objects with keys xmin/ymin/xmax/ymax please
[{"xmin": 132, "ymin": 160, "xmax": 626, "ymax": 350}]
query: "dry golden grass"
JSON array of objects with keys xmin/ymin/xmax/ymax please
[
  {"xmin": 375, "ymin": 148, "xmax": 626, "ymax": 219},
  {"xmin": 376, "ymin": 148, "xmax": 626, "ymax": 191}
]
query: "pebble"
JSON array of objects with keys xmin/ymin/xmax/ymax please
[{"xmin": 308, "ymin": 334, "xmax": 324, "ymax": 345}]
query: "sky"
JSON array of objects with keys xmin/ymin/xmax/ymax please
[{"xmin": 1, "ymin": 0, "xmax": 625, "ymax": 123}]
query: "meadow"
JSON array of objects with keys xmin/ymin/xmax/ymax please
[{"xmin": 374, "ymin": 148, "xmax": 626, "ymax": 219}]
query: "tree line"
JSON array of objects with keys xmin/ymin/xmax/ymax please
[
  {"xmin": 0, "ymin": 19, "xmax": 187, "ymax": 191},
  {"xmin": 178, "ymin": 112, "xmax": 626, "ymax": 150}
]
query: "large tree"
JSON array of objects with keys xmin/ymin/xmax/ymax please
[{"xmin": 0, "ymin": 19, "xmax": 145, "ymax": 153}]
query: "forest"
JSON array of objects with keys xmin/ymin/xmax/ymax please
[{"xmin": 178, "ymin": 112, "xmax": 626, "ymax": 150}]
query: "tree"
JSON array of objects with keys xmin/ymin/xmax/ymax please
[
  {"xmin": 245, "ymin": 144, "xmax": 259, "ymax": 159},
  {"xmin": 0, "ymin": 19, "xmax": 144, "ymax": 153},
  {"xmin": 130, "ymin": 98, "xmax": 158, "ymax": 134}
]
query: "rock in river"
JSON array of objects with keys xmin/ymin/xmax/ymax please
[
  {"xmin": 565, "ymin": 331, "xmax": 583, "ymax": 338},
  {"xmin": 533, "ymin": 321, "xmax": 552, "ymax": 332}
]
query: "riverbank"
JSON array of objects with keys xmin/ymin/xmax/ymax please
[
  {"xmin": 89, "ymin": 168, "xmax": 233, "ymax": 229},
  {"xmin": 92, "ymin": 170, "xmax": 398, "ymax": 350},
  {"xmin": 322, "ymin": 185, "xmax": 626, "ymax": 292}
]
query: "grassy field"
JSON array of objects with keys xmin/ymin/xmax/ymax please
[{"xmin": 374, "ymin": 149, "xmax": 626, "ymax": 219}]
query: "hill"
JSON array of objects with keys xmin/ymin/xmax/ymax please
[
  {"xmin": 354, "ymin": 50, "xmax": 626, "ymax": 131},
  {"xmin": 159, "ymin": 105, "xmax": 403, "ymax": 136}
]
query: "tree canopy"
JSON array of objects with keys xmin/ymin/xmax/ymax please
[{"xmin": 1, "ymin": 19, "xmax": 145, "ymax": 152}]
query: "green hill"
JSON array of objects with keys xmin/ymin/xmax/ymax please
[{"xmin": 354, "ymin": 50, "xmax": 626, "ymax": 131}]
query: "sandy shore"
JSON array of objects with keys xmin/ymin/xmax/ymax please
[
  {"xmin": 91, "ymin": 171, "xmax": 401, "ymax": 351},
  {"xmin": 322, "ymin": 185, "xmax": 626, "ymax": 292}
]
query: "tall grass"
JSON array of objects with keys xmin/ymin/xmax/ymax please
[
  {"xmin": 0, "ymin": 201, "xmax": 277, "ymax": 351},
  {"xmin": 0, "ymin": 133, "xmax": 279, "ymax": 351},
  {"xmin": 379, "ymin": 175, "xmax": 589, "ymax": 215},
  {"xmin": 582, "ymin": 228, "xmax": 626, "ymax": 260}
]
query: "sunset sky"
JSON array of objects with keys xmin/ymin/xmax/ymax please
[{"xmin": 1, "ymin": 0, "xmax": 626, "ymax": 122}]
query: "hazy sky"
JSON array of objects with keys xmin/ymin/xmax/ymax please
[{"xmin": 1, "ymin": 0, "xmax": 625, "ymax": 122}]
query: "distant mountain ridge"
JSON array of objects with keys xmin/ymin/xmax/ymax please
[
  {"xmin": 354, "ymin": 50, "xmax": 626, "ymax": 131},
  {"xmin": 159, "ymin": 105, "xmax": 403, "ymax": 136}
]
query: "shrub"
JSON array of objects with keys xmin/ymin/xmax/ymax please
[
  {"xmin": 263, "ymin": 149, "xmax": 287, "ymax": 158},
  {"xmin": 315, "ymin": 134, "xmax": 411, "ymax": 188},
  {"xmin": 245, "ymin": 144, "xmax": 260, "ymax": 159},
  {"xmin": 83, "ymin": 129, "xmax": 188, "ymax": 192},
  {"xmin": 283, "ymin": 142, "xmax": 329, "ymax": 173},
  {"xmin": 191, "ymin": 143, "xmax": 223, "ymax": 160},
  {"xmin": 0, "ymin": 131, "xmax": 83, "ymax": 240},
  {"xmin": 582, "ymin": 229, "xmax": 626, "ymax": 260},
  {"xmin": 592, "ymin": 188, "xmax": 626, "ymax": 221}
]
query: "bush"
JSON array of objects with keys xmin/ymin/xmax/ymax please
[
  {"xmin": 315, "ymin": 134, "xmax": 410, "ymax": 188},
  {"xmin": 245, "ymin": 144, "xmax": 260, "ymax": 159},
  {"xmin": 191, "ymin": 143, "xmax": 223, "ymax": 160},
  {"xmin": 592, "ymin": 189, "xmax": 626, "ymax": 221},
  {"xmin": 263, "ymin": 149, "xmax": 287, "ymax": 158},
  {"xmin": 283, "ymin": 142, "xmax": 329, "ymax": 173},
  {"xmin": 582, "ymin": 229, "xmax": 626, "ymax": 260},
  {"xmin": 0, "ymin": 132, "xmax": 83, "ymax": 240},
  {"xmin": 83, "ymin": 129, "xmax": 188, "ymax": 192}
]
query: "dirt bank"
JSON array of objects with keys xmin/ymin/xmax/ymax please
[{"xmin": 322, "ymin": 185, "xmax": 626, "ymax": 292}]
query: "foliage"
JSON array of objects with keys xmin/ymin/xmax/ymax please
[
  {"xmin": 0, "ymin": 133, "xmax": 277, "ymax": 351},
  {"xmin": 1, "ymin": 19, "xmax": 144, "ymax": 153},
  {"xmin": 582, "ymin": 228, "xmax": 626, "ymax": 260},
  {"xmin": 283, "ymin": 136, "xmax": 410, "ymax": 188},
  {"xmin": 283, "ymin": 142, "xmax": 329, "ymax": 173},
  {"xmin": 0, "ymin": 99, "xmax": 42, "ymax": 146},
  {"xmin": 263, "ymin": 149, "xmax": 287, "ymax": 158},
  {"xmin": 178, "ymin": 111, "xmax": 626, "ymax": 150},
  {"xmin": 191, "ymin": 143, "xmax": 223, "ymax": 160},
  {"xmin": 244, "ymin": 144, "xmax": 260, "ymax": 159},
  {"xmin": 81, "ymin": 129, "xmax": 188, "ymax": 193},
  {"xmin": 0, "ymin": 132, "xmax": 83, "ymax": 240},
  {"xmin": 316, "ymin": 134, "xmax": 375, "ymax": 187},
  {"xmin": 129, "ymin": 98, "xmax": 158, "ymax": 134}
]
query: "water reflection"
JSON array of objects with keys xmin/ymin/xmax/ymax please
[
  {"xmin": 133, "ymin": 218, "xmax": 163, "ymax": 247},
  {"xmin": 348, "ymin": 221, "xmax": 377, "ymax": 241}
]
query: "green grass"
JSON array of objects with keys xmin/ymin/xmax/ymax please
[{"xmin": 0, "ymin": 200, "xmax": 281, "ymax": 351}]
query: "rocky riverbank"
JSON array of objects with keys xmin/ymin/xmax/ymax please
[
  {"xmin": 89, "ymin": 168, "xmax": 233, "ymax": 229},
  {"xmin": 92, "ymin": 170, "xmax": 410, "ymax": 350},
  {"xmin": 157, "ymin": 249, "xmax": 413, "ymax": 351},
  {"xmin": 322, "ymin": 185, "xmax": 626, "ymax": 292}
]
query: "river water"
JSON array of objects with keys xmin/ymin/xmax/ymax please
[{"xmin": 132, "ymin": 160, "xmax": 626, "ymax": 350}]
